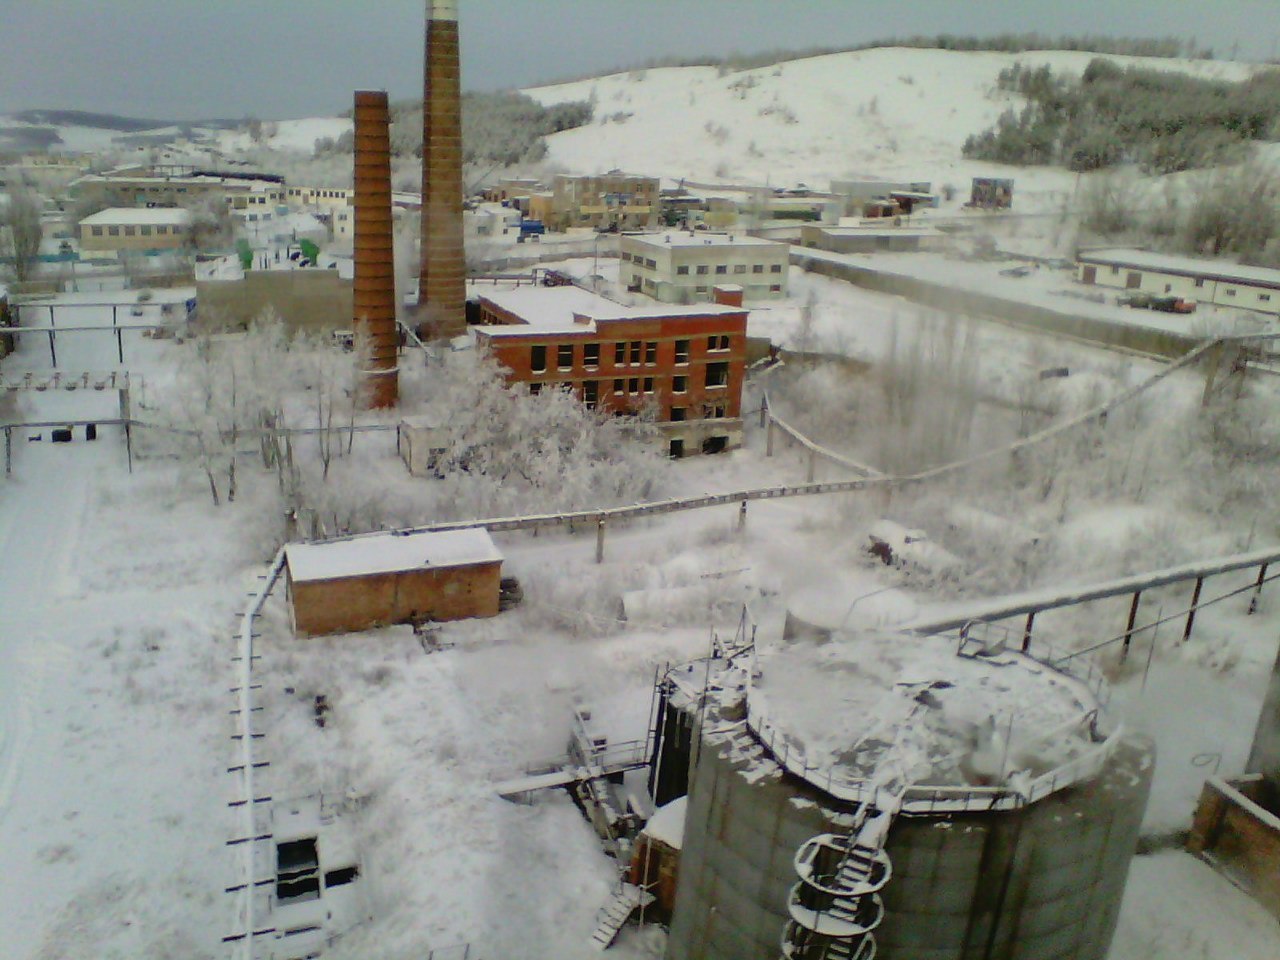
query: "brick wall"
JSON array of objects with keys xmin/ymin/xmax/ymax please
[{"xmin": 288, "ymin": 561, "xmax": 501, "ymax": 636}]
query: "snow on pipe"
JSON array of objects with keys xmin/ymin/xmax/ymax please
[
  {"xmin": 231, "ymin": 549, "xmax": 286, "ymax": 959},
  {"xmin": 353, "ymin": 90, "xmax": 399, "ymax": 408}
]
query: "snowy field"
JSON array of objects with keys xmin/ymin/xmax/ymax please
[
  {"xmin": 4, "ymin": 268, "xmax": 1280, "ymax": 958},
  {"xmin": 525, "ymin": 47, "xmax": 1259, "ymax": 202}
]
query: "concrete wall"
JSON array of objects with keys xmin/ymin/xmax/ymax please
[
  {"xmin": 1188, "ymin": 775, "xmax": 1280, "ymax": 919},
  {"xmin": 666, "ymin": 723, "xmax": 1153, "ymax": 960},
  {"xmin": 287, "ymin": 561, "xmax": 501, "ymax": 636},
  {"xmin": 196, "ymin": 270, "xmax": 353, "ymax": 335},
  {"xmin": 794, "ymin": 252, "xmax": 1201, "ymax": 360}
]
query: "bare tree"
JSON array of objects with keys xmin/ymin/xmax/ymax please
[{"xmin": 4, "ymin": 182, "xmax": 44, "ymax": 283}]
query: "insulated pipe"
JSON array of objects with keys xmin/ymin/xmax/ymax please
[
  {"xmin": 353, "ymin": 90, "xmax": 399, "ymax": 408},
  {"xmin": 419, "ymin": 0, "xmax": 466, "ymax": 339}
]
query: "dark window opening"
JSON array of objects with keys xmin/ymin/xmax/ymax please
[
  {"xmin": 557, "ymin": 344, "xmax": 574, "ymax": 369},
  {"xmin": 325, "ymin": 865, "xmax": 359, "ymax": 888},
  {"xmin": 702, "ymin": 435, "xmax": 728, "ymax": 455},
  {"xmin": 645, "ymin": 341, "xmax": 657, "ymax": 364},
  {"xmin": 669, "ymin": 438, "xmax": 685, "ymax": 458},
  {"xmin": 706, "ymin": 362, "xmax": 729, "ymax": 388},
  {"xmin": 531, "ymin": 345, "xmax": 546, "ymax": 373},
  {"xmin": 584, "ymin": 343, "xmax": 600, "ymax": 368},
  {"xmin": 630, "ymin": 341, "xmax": 642, "ymax": 365},
  {"xmin": 670, "ymin": 407, "xmax": 686, "ymax": 421},
  {"xmin": 277, "ymin": 837, "xmax": 321, "ymax": 904},
  {"xmin": 674, "ymin": 339, "xmax": 690, "ymax": 363},
  {"xmin": 615, "ymin": 341, "xmax": 626, "ymax": 364}
]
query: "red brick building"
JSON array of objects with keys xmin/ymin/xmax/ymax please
[
  {"xmin": 471, "ymin": 284, "xmax": 748, "ymax": 457},
  {"xmin": 284, "ymin": 527, "xmax": 503, "ymax": 637}
]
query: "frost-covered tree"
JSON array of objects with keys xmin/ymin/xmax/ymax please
[
  {"xmin": 3, "ymin": 182, "xmax": 44, "ymax": 283},
  {"xmin": 415, "ymin": 349, "xmax": 664, "ymax": 518}
]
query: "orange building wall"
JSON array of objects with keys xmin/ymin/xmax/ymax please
[{"xmin": 288, "ymin": 561, "xmax": 501, "ymax": 637}]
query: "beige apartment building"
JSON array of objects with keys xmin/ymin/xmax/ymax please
[
  {"xmin": 620, "ymin": 231, "xmax": 790, "ymax": 303},
  {"xmin": 552, "ymin": 172, "xmax": 659, "ymax": 232},
  {"xmin": 79, "ymin": 207, "xmax": 191, "ymax": 254}
]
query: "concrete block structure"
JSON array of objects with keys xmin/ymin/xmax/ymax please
[
  {"xmin": 1077, "ymin": 248, "xmax": 1280, "ymax": 317},
  {"xmin": 284, "ymin": 527, "xmax": 502, "ymax": 636},
  {"xmin": 1188, "ymin": 775, "xmax": 1280, "ymax": 920},
  {"xmin": 800, "ymin": 224, "xmax": 946, "ymax": 255},
  {"xmin": 195, "ymin": 269, "xmax": 353, "ymax": 335},
  {"xmin": 79, "ymin": 207, "xmax": 191, "ymax": 255},
  {"xmin": 655, "ymin": 625, "xmax": 1153, "ymax": 960},
  {"xmin": 471, "ymin": 283, "xmax": 748, "ymax": 456},
  {"xmin": 620, "ymin": 231, "xmax": 789, "ymax": 303},
  {"xmin": 552, "ymin": 172, "xmax": 659, "ymax": 232}
]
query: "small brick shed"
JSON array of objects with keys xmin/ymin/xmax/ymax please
[{"xmin": 284, "ymin": 527, "xmax": 503, "ymax": 637}]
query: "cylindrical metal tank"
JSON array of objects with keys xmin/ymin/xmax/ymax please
[
  {"xmin": 668, "ymin": 726, "xmax": 1152, "ymax": 960},
  {"xmin": 663, "ymin": 631, "xmax": 1154, "ymax": 960}
]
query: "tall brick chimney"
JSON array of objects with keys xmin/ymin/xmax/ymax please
[
  {"xmin": 353, "ymin": 90, "xmax": 399, "ymax": 408},
  {"xmin": 418, "ymin": 0, "xmax": 466, "ymax": 340}
]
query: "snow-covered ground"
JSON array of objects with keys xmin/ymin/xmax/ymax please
[{"xmin": 4, "ymin": 275, "xmax": 1280, "ymax": 957}]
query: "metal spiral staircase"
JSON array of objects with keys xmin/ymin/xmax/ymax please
[{"xmin": 781, "ymin": 800, "xmax": 897, "ymax": 960}]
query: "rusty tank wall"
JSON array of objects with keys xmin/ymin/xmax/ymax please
[
  {"xmin": 352, "ymin": 89, "xmax": 399, "ymax": 408},
  {"xmin": 418, "ymin": 0, "xmax": 466, "ymax": 340},
  {"xmin": 665, "ymin": 723, "xmax": 1154, "ymax": 960}
]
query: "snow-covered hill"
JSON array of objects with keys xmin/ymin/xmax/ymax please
[{"xmin": 523, "ymin": 47, "xmax": 1261, "ymax": 204}]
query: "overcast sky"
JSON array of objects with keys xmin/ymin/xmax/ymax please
[{"xmin": 1, "ymin": 0, "xmax": 1276, "ymax": 121}]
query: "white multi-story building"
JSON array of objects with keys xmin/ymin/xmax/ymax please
[
  {"xmin": 1077, "ymin": 248, "xmax": 1280, "ymax": 317},
  {"xmin": 619, "ymin": 231, "xmax": 790, "ymax": 303}
]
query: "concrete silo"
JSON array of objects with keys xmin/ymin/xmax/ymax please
[{"xmin": 657, "ymin": 624, "xmax": 1153, "ymax": 960}]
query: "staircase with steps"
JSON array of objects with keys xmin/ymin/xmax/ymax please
[{"xmin": 589, "ymin": 882, "xmax": 655, "ymax": 950}]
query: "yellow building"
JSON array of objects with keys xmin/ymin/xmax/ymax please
[
  {"xmin": 79, "ymin": 208, "xmax": 191, "ymax": 254},
  {"xmin": 552, "ymin": 172, "xmax": 659, "ymax": 232}
]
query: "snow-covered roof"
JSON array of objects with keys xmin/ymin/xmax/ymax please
[
  {"xmin": 471, "ymin": 284, "xmax": 745, "ymax": 338},
  {"xmin": 1078, "ymin": 248, "xmax": 1280, "ymax": 290},
  {"xmin": 80, "ymin": 207, "xmax": 192, "ymax": 227},
  {"xmin": 814, "ymin": 226, "xmax": 942, "ymax": 238},
  {"xmin": 624, "ymin": 230, "xmax": 787, "ymax": 249},
  {"xmin": 285, "ymin": 528, "xmax": 502, "ymax": 584},
  {"xmin": 690, "ymin": 625, "xmax": 1111, "ymax": 794},
  {"xmin": 642, "ymin": 796, "xmax": 687, "ymax": 849}
]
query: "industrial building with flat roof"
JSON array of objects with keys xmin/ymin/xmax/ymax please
[
  {"xmin": 78, "ymin": 207, "xmax": 192, "ymax": 254},
  {"xmin": 1077, "ymin": 248, "xmax": 1280, "ymax": 316},
  {"xmin": 284, "ymin": 527, "xmax": 503, "ymax": 636},
  {"xmin": 471, "ymin": 282, "xmax": 748, "ymax": 457},
  {"xmin": 620, "ymin": 231, "xmax": 790, "ymax": 304}
]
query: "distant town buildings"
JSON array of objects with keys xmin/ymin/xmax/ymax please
[
  {"xmin": 78, "ymin": 207, "xmax": 191, "ymax": 255},
  {"xmin": 1077, "ymin": 248, "xmax": 1280, "ymax": 317},
  {"xmin": 552, "ymin": 172, "xmax": 659, "ymax": 232},
  {"xmin": 471, "ymin": 283, "xmax": 748, "ymax": 456},
  {"xmin": 71, "ymin": 168, "xmax": 285, "ymax": 220},
  {"xmin": 620, "ymin": 231, "xmax": 789, "ymax": 303}
]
